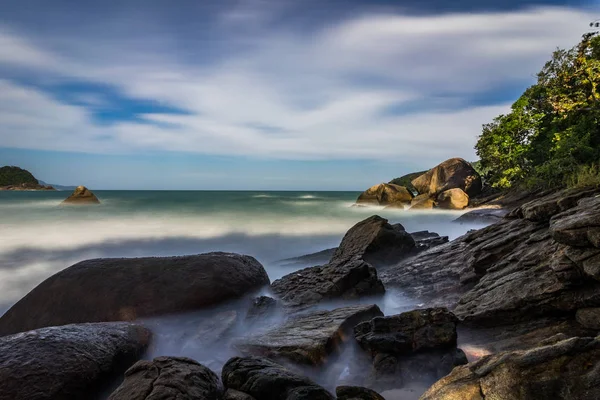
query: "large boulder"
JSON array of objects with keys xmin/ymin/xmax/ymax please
[
  {"xmin": 0, "ymin": 322, "xmax": 151, "ymax": 400},
  {"xmin": 221, "ymin": 356, "xmax": 335, "ymax": 400},
  {"xmin": 336, "ymin": 386, "xmax": 385, "ymax": 400},
  {"xmin": 411, "ymin": 158, "xmax": 482, "ymax": 197},
  {"xmin": 436, "ymin": 188, "xmax": 469, "ymax": 210},
  {"xmin": 61, "ymin": 185, "xmax": 100, "ymax": 204},
  {"xmin": 409, "ymin": 194, "xmax": 436, "ymax": 210},
  {"xmin": 421, "ymin": 336, "xmax": 600, "ymax": 400},
  {"xmin": 108, "ymin": 357, "xmax": 223, "ymax": 400},
  {"xmin": 356, "ymin": 183, "xmax": 413, "ymax": 206},
  {"xmin": 0, "ymin": 252, "xmax": 270, "ymax": 335},
  {"xmin": 237, "ymin": 305, "xmax": 383, "ymax": 366}
]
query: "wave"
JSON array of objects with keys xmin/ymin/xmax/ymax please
[
  {"xmin": 251, "ymin": 194, "xmax": 276, "ymax": 198},
  {"xmin": 298, "ymin": 195, "xmax": 318, "ymax": 199}
]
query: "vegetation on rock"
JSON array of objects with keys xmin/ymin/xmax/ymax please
[{"xmin": 0, "ymin": 166, "xmax": 38, "ymax": 186}]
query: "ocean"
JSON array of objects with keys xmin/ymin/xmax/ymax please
[{"xmin": 0, "ymin": 190, "xmax": 487, "ymax": 315}]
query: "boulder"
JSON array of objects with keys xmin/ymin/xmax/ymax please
[
  {"xmin": 0, "ymin": 322, "xmax": 151, "ymax": 400},
  {"xmin": 237, "ymin": 305, "xmax": 383, "ymax": 366},
  {"xmin": 421, "ymin": 336, "xmax": 600, "ymax": 400},
  {"xmin": 336, "ymin": 386, "xmax": 385, "ymax": 400},
  {"xmin": 221, "ymin": 356, "xmax": 335, "ymax": 400},
  {"xmin": 576, "ymin": 308, "xmax": 600, "ymax": 330},
  {"xmin": 61, "ymin": 185, "xmax": 100, "ymax": 204},
  {"xmin": 411, "ymin": 158, "xmax": 482, "ymax": 197},
  {"xmin": 108, "ymin": 357, "xmax": 223, "ymax": 400},
  {"xmin": 409, "ymin": 194, "xmax": 435, "ymax": 210},
  {"xmin": 245, "ymin": 296, "xmax": 279, "ymax": 323},
  {"xmin": 436, "ymin": 188, "xmax": 469, "ymax": 210},
  {"xmin": 356, "ymin": 183, "xmax": 413, "ymax": 206},
  {"xmin": 0, "ymin": 252, "xmax": 270, "ymax": 335},
  {"xmin": 411, "ymin": 231, "xmax": 449, "ymax": 251},
  {"xmin": 224, "ymin": 389, "xmax": 257, "ymax": 400}
]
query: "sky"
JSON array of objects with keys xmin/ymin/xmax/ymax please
[{"xmin": 0, "ymin": 0, "xmax": 598, "ymax": 190}]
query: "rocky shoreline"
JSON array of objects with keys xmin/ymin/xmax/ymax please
[{"xmin": 0, "ymin": 185, "xmax": 599, "ymax": 399}]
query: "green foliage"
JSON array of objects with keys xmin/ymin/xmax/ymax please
[
  {"xmin": 567, "ymin": 164, "xmax": 600, "ymax": 188},
  {"xmin": 0, "ymin": 166, "xmax": 39, "ymax": 186},
  {"xmin": 475, "ymin": 33, "xmax": 600, "ymax": 189},
  {"xmin": 389, "ymin": 170, "xmax": 427, "ymax": 193}
]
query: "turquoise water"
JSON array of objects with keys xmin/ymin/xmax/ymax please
[{"xmin": 0, "ymin": 190, "xmax": 484, "ymax": 313}]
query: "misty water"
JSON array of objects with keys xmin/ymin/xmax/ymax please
[{"xmin": 0, "ymin": 190, "xmax": 490, "ymax": 397}]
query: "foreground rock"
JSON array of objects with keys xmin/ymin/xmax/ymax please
[
  {"xmin": 0, "ymin": 252, "xmax": 270, "ymax": 335},
  {"xmin": 421, "ymin": 336, "xmax": 600, "ymax": 400},
  {"xmin": 61, "ymin": 185, "xmax": 100, "ymax": 204},
  {"xmin": 109, "ymin": 357, "xmax": 223, "ymax": 400},
  {"xmin": 336, "ymin": 386, "xmax": 385, "ymax": 400},
  {"xmin": 237, "ymin": 305, "xmax": 383, "ymax": 366},
  {"xmin": 356, "ymin": 183, "xmax": 413, "ymax": 206},
  {"xmin": 222, "ymin": 356, "xmax": 334, "ymax": 400},
  {"xmin": 453, "ymin": 208, "xmax": 508, "ymax": 224},
  {"xmin": 411, "ymin": 158, "xmax": 482, "ymax": 197},
  {"xmin": 353, "ymin": 308, "xmax": 467, "ymax": 390},
  {"xmin": 0, "ymin": 322, "xmax": 151, "ymax": 400}
]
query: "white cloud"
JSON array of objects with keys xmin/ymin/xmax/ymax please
[{"xmin": 0, "ymin": 6, "xmax": 596, "ymax": 169}]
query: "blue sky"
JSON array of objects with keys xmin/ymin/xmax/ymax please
[{"xmin": 0, "ymin": 0, "xmax": 598, "ymax": 190}]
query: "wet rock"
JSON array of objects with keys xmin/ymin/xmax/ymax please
[
  {"xmin": 221, "ymin": 356, "xmax": 335, "ymax": 400},
  {"xmin": 356, "ymin": 183, "xmax": 413, "ymax": 206},
  {"xmin": 224, "ymin": 389, "xmax": 257, "ymax": 400},
  {"xmin": 0, "ymin": 252, "xmax": 270, "ymax": 335},
  {"xmin": 183, "ymin": 311, "xmax": 239, "ymax": 351},
  {"xmin": 336, "ymin": 385, "xmax": 386, "ymax": 400},
  {"xmin": 108, "ymin": 357, "xmax": 223, "ymax": 400},
  {"xmin": 61, "ymin": 185, "xmax": 100, "ymax": 204},
  {"xmin": 421, "ymin": 336, "xmax": 600, "ymax": 400},
  {"xmin": 237, "ymin": 305, "xmax": 383, "ymax": 366},
  {"xmin": 409, "ymin": 194, "xmax": 435, "ymax": 210},
  {"xmin": 0, "ymin": 322, "xmax": 151, "ymax": 400},
  {"xmin": 453, "ymin": 208, "xmax": 508, "ymax": 224},
  {"xmin": 411, "ymin": 158, "xmax": 482, "ymax": 197},
  {"xmin": 245, "ymin": 296, "xmax": 279, "ymax": 323},
  {"xmin": 576, "ymin": 308, "xmax": 600, "ymax": 330},
  {"xmin": 410, "ymin": 230, "xmax": 449, "ymax": 251},
  {"xmin": 436, "ymin": 188, "xmax": 469, "ymax": 210},
  {"xmin": 550, "ymin": 195, "xmax": 600, "ymax": 248}
]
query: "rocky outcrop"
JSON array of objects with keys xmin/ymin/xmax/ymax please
[
  {"xmin": 61, "ymin": 185, "xmax": 100, "ymax": 204},
  {"xmin": 421, "ymin": 336, "xmax": 600, "ymax": 400},
  {"xmin": 409, "ymin": 194, "xmax": 435, "ymax": 210},
  {"xmin": 237, "ymin": 305, "xmax": 383, "ymax": 366},
  {"xmin": 0, "ymin": 182, "xmax": 55, "ymax": 190},
  {"xmin": 411, "ymin": 158, "xmax": 482, "ymax": 197},
  {"xmin": 353, "ymin": 308, "xmax": 467, "ymax": 390},
  {"xmin": 0, "ymin": 252, "xmax": 270, "ymax": 335},
  {"xmin": 356, "ymin": 183, "xmax": 413, "ymax": 206},
  {"xmin": 108, "ymin": 357, "xmax": 223, "ymax": 400},
  {"xmin": 453, "ymin": 208, "xmax": 508, "ymax": 224},
  {"xmin": 437, "ymin": 188, "xmax": 469, "ymax": 210},
  {"xmin": 221, "ymin": 357, "xmax": 335, "ymax": 400},
  {"xmin": 0, "ymin": 322, "xmax": 151, "ymax": 400},
  {"xmin": 245, "ymin": 296, "xmax": 279, "ymax": 323},
  {"xmin": 576, "ymin": 308, "xmax": 600, "ymax": 330},
  {"xmin": 336, "ymin": 386, "xmax": 385, "ymax": 400}
]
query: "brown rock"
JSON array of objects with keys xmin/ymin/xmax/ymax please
[
  {"xmin": 409, "ymin": 194, "xmax": 435, "ymax": 210},
  {"xmin": 61, "ymin": 185, "xmax": 100, "ymax": 204},
  {"xmin": 411, "ymin": 158, "xmax": 482, "ymax": 197},
  {"xmin": 357, "ymin": 183, "xmax": 413, "ymax": 206},
  {"xmin": 437, "ymin": 188, "xmax": 469, "ymax": 210}
]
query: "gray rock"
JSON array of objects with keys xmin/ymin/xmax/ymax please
[
  {"xmin": 245, "ymin": 296, "xmax": 279, "ymax": 323},
  {"xmin": 0, "ymin": 252, "xmax": 270, "ymax": 335},
  {"xmin": 336, "ymin": 386, "xmax": 386, "ymax": 400},
  {"xmin": 108, "ymin": 357, "xmax": 223, "ymax": 400},
  {"xmin": 0, "ymin": 322, "xmax": 151, "ymax": 400},
  {"xmin": 453, "ymin": 208, "xmax": 508, "ymax": 224},
  {"xmin": 576, "ymin": 308, "xmax": 600, "ymax": 330},
  {"xmin": 224, "ymin": 389, "xmax": 257, "ymax": 400}
]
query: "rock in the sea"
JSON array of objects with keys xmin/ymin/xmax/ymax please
[
  {"xmin": 108, "ymin": 357, "xmax": 223, "ymax": 400},
  {"xmin": 411, "ymin": 158, "xmax": 482, "ymax": 197},
  {"xmin": 221, "ymin": 356, "xmax": 335, "ymax": 400},
  {"xmin": 237, "ymin": 305, "xmax": 383, "ymax": 366},
  {"xmin": 356, "ymin": 183, "xmax": 413, "ymax": 206},
  {"xmin": 0, "ymin": 322, "xmax": 151, "ymax": 400},
  {"xmin": 436, "ymin": 188, "xmax": 469, "ymax": 210},
  {"xmin": 409, "ymin": 194, "xmax": 435, "ymax": 210},
  {"xmin": 0, "ymin": 252, "xmax": 270, "ymax": 335},
  {"xmin": 576, "ymin": 308, "xmax": 600, "ymax": 330},
  {"xmin": 336, "ymin": 386, "xmax": 386, "ymax": 400},
  {"xmin": 61, "ymin": 185, "xmax": 100, "ymax": 204},
  {"xmin": 224, "ymin": 389, "xmax": 257, "ymax": 400},
  {"xmin": 411, "ymin": 230, "xmax": 449, "ymax": 251},
  {"xmin": 421, "ymin": 336, "xmax": 600, "ymax": 400},
  {"xmin": 245, "ymin": 296, "xmax": 279, "ymax": 323}
]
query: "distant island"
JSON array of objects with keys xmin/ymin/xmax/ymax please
[{"xmin": 0, "ymin": 166, "xmax": 56, "ymax": 191}]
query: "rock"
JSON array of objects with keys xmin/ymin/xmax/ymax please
[
  {"xmin": 421, "ymin": 336, "xmax": 600, "ymax": 400},
  {"xmin": 550, "ymin": 195, "xmax": 600, "ymax": 248},
  {"xmin": 336, "ymin": 386, "xmax": 385, "ymax": 400},
  {"xmin": 187, "ymin": 310, "xmax": 238, "ymax": 348},
  {"xmin": 245, "ymin": 296, "xmax": 279, "ymax": 323},
  {"xmin": 330, "ymin": 216, "xmax": 416, "ymax": 268},
  {"xmin": 278, "ymin": 248, "xmax": 337, "ymax": 268},
  {"xmin": 221, "ymin": 356, "xmax": 335, "ymax": 400},
  {"xmin": 409, "ymin": 194, "xmax": 435, "ymax": 210},
  {"xmin": 513, "ymin": 188, "xmax": 599, "ymax": 222},
  {"xmin": 356, "ymin": 183, "xmax": 413, "ymax": 206},
  {"xmin": 411, "ymin": 158, "xmax": 482, "ymax": 197},
  {"xmin": 576, "ymin": 308, "xmax": 600, "ymax": 330},
  {"xmin": 453, "ymin": 208, "xmax": 508, "ymax": 224},
  {"xmin": 108, "ymin": 357, "xmax": 223, "ymax": 400},
  {"xmin": 436, "ymin": 188, "xmax": 469, "ymax": 210},
  {"xmin": 0, "ymin": 322, "xmax": 151, "ymax": 400},
  {"xmin": 237, "ymin": 305, "xmax": 383, "ymax": 366},
  {"xmin": 224, "ymin": 389, "xmax": 257, "ymax": 400},
  {"xmin": 61, "ymin": 185, "xmax": 100, "ymax": 204},
  {"xmin": 0, "ymin": 252, "xmax": 270, "ymax": 335},
  {"xmin": 410, "ymin": 231, "xmax": 449, "ymax": 251},
  {"xmin": 384, "ymin": 202, "xmax": 406, "ymax": 210}
]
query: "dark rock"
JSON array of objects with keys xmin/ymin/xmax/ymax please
[
  {"xmin": 436, "ymin": 188, "xmax": 469, "ymax": 210},
  {"xmin": 237, "ymin": 305, "xmax": 383, "ymax": 366},
  {"xmin": 421, "ymin": 336, "xmax": 600, "ymax": 400},
  {"xmin": 576, "ymin": 308, "xmax": 600, "ymax": 330},
  {"xmin": 221, "ymin": 356, "xmax": 335, "ymax": 400},
  {"xmin": 108, "ymin": 357, "xmax": 223, "ymax": 400},
  {"xmin": 224, "ymin": 389, "xmax": 257, "ymax": 400},
  {"xmin": 453, "ymin": 208, "xmax": 508, "ymax": 224},
  {"xmin": 245, "ymin": 296, "xmax": 279, "ymax": 323},
  {"xmin": 278, "ymin": 248, "xmax": 337, "ymax": 268},
  {"xmin": 61, "ymin": 185, "xmax": 100, "ymax": 204},
  {"xmin": 514, "ymin": 188, "xmax": 599, "ymax": 222},
  {"xmin": 409, "ymin": 194, "xmax": 435, "ymax": 210},
  {"xmin": 356, "ymin": 183, "xmax": 413, "ymax": 206},
  {"xmin": 411, "ymin": 158, "xmax": 482, "ymax": 197},
  {"xmin": 186, "ymin": 311, "xmax": 238, "ymax": 348},
  {"xmin": 410, "ymin": 230, "xmax": 449, "ymax": 251},
  {"xmin": 0, "ymin": 252, "xmax": 270, "ymax": 335},
  {"xmin": 336, "ymin": 385, "xmax": 385, "ymax": 400},
  {"xmin": 550, "ymin": 195, "xmax": 600, "ymax": 248},
  {"xmin": 0, "ymin": 322, "xmax": 151, "ymax": 400}
]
